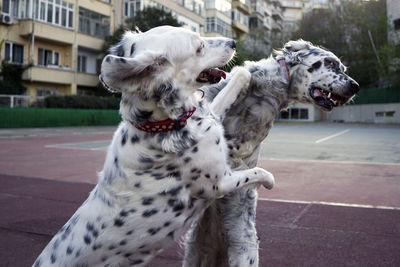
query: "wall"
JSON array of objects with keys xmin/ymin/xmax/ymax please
[{"xmin": 327, "ymin": 103, "xmax": 400, "ymax": 124}]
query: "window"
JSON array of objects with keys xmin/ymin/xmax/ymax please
[
  {"xmin": 4, "ymin": 42, "xmax": 24, "ymax": 64},
  {"xmin": 231, "ymin": 8, "xmax": 248, "ymax": 27},
  {"xmin": 79, "ymin": 7, "xmax": 110, "ymax": 38},
  {"xmin": 77, "ymin": 55, "xmax": 87, "ymax": 72},
  {"xmin": 279, "ymin": 108, "xmax": 309, "ymax": 120},
  {"xmin": 206, "ymin": 17, "xmax": 232, "ymax": 37},
  {"xmin": 2, "ymin": 0, "xmax": 11, "ymax": 14},
  {"xmin": 376, "ymin": 111, "xmax": 395, "ymax": 117},
  {"xmin": 38, "ymin": 48, "xmax": 60, "ymax": 66},
  {"xmin": 96, "ymin": 58, "xmax": 102, "ymax": 74},
  {"xmin": 124, "ymin": 0, "xmax": 141, "ymax": 17},
  {"xmin": 32, "ymin": 0, "xmax": 74, "ymax": 29},
  {"xmin": 394, "ymin": 18, "xmax": 400, "ymax": 31},
  {"xmin": 37, "ymin": 89, "xmax": 58, "ymax": 96}
]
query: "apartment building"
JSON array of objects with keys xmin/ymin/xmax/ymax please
[
  {"xmin": 204, "ymin": 0, "xmax": 232, "ymax": 38},
  {"xmin": 231, "ymin": 0, "xmax": 251, "ymax": 39},
  {"xmin": 280, "ymin": 0, "xmax": 305, "ymax": 32},
  {"xmin": 0, "ymin": 0, "xmax": 114, "ymax": 96},
  {"xmin": 0, "ymin": 0, "xmax": 206, "ymax": 97},
  {"xmin": 387, "ymin": 0, "xmax": 400, "ymax": 45},
  {"xmin": 117, "ymin": 0, "xmax": 205, "ymax": 34}
]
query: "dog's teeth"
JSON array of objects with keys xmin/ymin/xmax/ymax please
[{"xmin": 328, "ymin": 92, "xmax": 331, "ymax": 98}]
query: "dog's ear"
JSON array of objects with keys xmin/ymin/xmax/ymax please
[
  {"xmin": 99, "ymin": 51, "xmax": 169, "ymax": 92},
  {"xmin": 283, "ymin": 39, "xmax": 313, "ymax": 54}
]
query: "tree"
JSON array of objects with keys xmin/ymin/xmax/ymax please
[
  {"xmin": 102, "ymin": 7, "xmax": 181, "ymax": 55},
  {"xmin": 293, "ymin": 0, "xmax": 399, "ymax": 87},
  {"xmin": 0, "ymin": 62, "xmax": 27, "ymax": 95},
  {"xmin": 243, "ymin": 28, "xmax": 271, "ymax": 61}
]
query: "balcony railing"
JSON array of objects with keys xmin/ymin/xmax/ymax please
[
  {"xmin": 19, "ymin": 20, "xmax": 74, "ymax": 45},
  {"xmin": 22, "ymin": 66, "xmax": 74, "ymax": 84},
  {"xmin": 232, "ymin": 0, "xmax": 252, "ymax": 15}
]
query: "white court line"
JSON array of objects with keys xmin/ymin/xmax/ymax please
[
  {"xmin": 262, "ymin": 157, "xmax": 400, "ymax": 166},
  {"xmin": 315, "ymin": 129, "xmax": 350, "ymax": 143},
  {"xmin": 258, "ymin": 197, "xmax": 400, "ymax": 210},
  {"xmin": 45, "ymin": 140, "xmax": 110, "ymax": 151}
]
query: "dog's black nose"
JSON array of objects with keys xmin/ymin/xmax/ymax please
[
  {"xmin": 348, "ymin": 80, "xmax": 360, "ymax": 94},
  {"xmin": 227, "ymin": 40, "xmax": 236, "ymax": 49}
]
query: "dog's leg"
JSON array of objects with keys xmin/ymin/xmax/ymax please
[
  {"xmin": 210, "ymin": 67, "xmax": 251, "ymax": 118},
  {"xmin": 221, "ymin": 187, "xmax": 260, "ymax": 267},
  {"xmin": 216, "ymin": 167, "xmax": 274, "ymax": 198},
  {"xmin": 183, "ymin": 203, "xmax": 229, "ymax": 267}
]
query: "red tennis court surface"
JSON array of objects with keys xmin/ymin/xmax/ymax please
[{"xmin": 0, "ymin": 124, "xmax": 399, "ymax": 266}]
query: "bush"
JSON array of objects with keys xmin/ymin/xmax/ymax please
[
  {"xmin": 0, "ymin": 62, "xmax": 27, "ymax": 95},
  {"xmin": 0, "ymin": 107, "xmax": 121, "ymax": 128},
  {"xmin": 44, "ymin": 95, "xmax": 120, "ymax": 109}
]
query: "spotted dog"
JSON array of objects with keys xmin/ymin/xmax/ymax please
[
  {"xmin": 33, "ymin": 26, "xmax": 275, "ymax": 267},
  {"xmin": 184, "ymin": 40, "xmax": 360, "ymax": 267}
]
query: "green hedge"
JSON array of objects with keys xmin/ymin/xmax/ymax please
[
  {"xmin": 351, "ymin": 87, "xmax": 400, "ymax": 105},
  {"xmin": 0, "ymin": 108, "xmax": 121, "ymax": 128},
  {"xmin": 44, "ymin": 95, "xmax": 120, "ymax": 109}
]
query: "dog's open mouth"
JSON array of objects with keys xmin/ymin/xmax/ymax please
[
  {"xmin": 310, "ymin": 87, "xmax": 349, "ymax": 111},
  {"xmin": 196, "ymin": 68, "xmax": 226, "ymax": 84}
]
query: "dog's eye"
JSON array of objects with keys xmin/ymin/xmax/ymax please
[
  {"xmin": 196, "ymin": 43, "xmax": 204, "ymax": 54},
  {"xmin": 325, "ymin": 58, "xmax": 336, "ymax": 67}
]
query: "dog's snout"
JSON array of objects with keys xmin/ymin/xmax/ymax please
[
  {"xmin": 348, "ymin": 80, "xmax": 360, "ymax": 94},
  {"xmin": 227, "ymin": 40, "xmax": 236, "ymax": 49}
]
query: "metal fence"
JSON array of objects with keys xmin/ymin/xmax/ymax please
[{"xmin": 0, "ymin": 95, "xmax": 44, "ymax": 108}]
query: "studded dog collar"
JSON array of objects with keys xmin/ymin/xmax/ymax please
[{"xmin": 131, "ymin": 108, "xmax": 196, "ymax": 133}]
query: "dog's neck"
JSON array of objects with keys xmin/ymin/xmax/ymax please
[
  {"xmin": 119, "ymin": 84, "xmax": 200, "ymax": 126},
  {"xmin": 223, "ymin": 57, "xmax": 306, "ymax": 166}
]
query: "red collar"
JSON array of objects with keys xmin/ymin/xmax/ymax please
[
  {"xmin": 131, "ymin": 108, "xmax": 196, "ymax": 133},
  {"xmin": 278, "ymin": 59, "xmax": 290, "ymax": 82}
]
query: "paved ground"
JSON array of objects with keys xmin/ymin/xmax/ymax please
[{"xmin": 0, "ymin": 123, "xmax": 399, "ymax": 266}]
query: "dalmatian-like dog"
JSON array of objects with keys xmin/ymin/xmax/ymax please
[
  {"xmin": 184, "ymin": 40, "xmax": 360, "ymax": 267},
  {"xmin": 33, "ymin": 26, "xmax": 275, "ymax": 267}
]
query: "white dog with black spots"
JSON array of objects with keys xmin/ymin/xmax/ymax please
[{"xmin": 33, "ymin": 26, "xmax": 275, "ymax": 267}]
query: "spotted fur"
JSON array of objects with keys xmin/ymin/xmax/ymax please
[
  {"xmin": 184, "ymin": 40, "xmax": 359, "ymax": 267},
  {"xmin": 33, "ymin": 26, "xmax": 275, "ymax": 267}
]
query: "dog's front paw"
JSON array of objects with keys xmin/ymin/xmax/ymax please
[
  {"xmin": 233, "ymin": 67, "xmax": 251, "ymax": 87},
  {"xmin": 253, "ymin": 167, "xmax": 275, "ymax": 190}
]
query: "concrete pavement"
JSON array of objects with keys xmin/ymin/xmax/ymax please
[{"xmin": 0, "ymin": 123, "xmax": 399, "ymax": 266}]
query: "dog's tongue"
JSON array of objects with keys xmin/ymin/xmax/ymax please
[
  {"xmin": 196, "ymin": 68, "xmax": 226, "ymax": 84},
  {"xmin": 312, "ymin": 88, "xmax": 324, "ymax": 98},
  {"xmin": 208, "ymin": 68, "xmax": 226, "ymax": 80}
]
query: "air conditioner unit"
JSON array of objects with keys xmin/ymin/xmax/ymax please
[{"xmin": 1, "ymin": 14, "xmax": 13, "ymax": 25}]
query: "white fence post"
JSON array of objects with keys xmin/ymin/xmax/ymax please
[{"xmin": 0, "ymin": 94, "xmax": 45, "ymax": 108}]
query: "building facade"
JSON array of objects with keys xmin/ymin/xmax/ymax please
[
  {"xmin": 119, "ymin": 0, "xmax": 205, "ymax": 34},
  {"xmin": 387, "ymin": 0, "xmax": 400, "ymax": 46},
  {"xmin": 1, "ymin": 0, "xmax": 114, "ymax": 96},
  {"xmin": 231, "ymin": 0, "xmax": 251, "ymax": 39},
  {"xmin": 280, "ymin": 0, "xmax": 305, "ymax": 33},
  {"xmin": 204, "ymin": 0, "xmax": 232, "ymax": 38},
  {"xmin": 1, "ymin": 0, "xmax": 315, "ymax": 99}
]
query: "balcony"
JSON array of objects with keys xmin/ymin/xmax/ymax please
[
  {"xmin": 272, "ymin": 10, "xmax": 283, "ymax": 21},
  {"xmin": 22, "ymin": 66, "xmax": 74, "ymax": 84},
  {"xmin": 280, "ymin": 0, "xmax": 303, "ymax": 8},
  {"xmin": 19, "ymin": 20, "xmax": 74, "ymax": 45},
  {"xmin": 232, "ymin": 20, "xmax": 249, "ymax": 34},
  {"xmin": 77, "ymin": 33, "xmax": 105, "ymax": 51},
  {"xmin": 77, "ymin": 72, "xmax": 99, "ymax": 87},
  {"xmin": 271, "ymin": 20, "xmax": 283, "ymax": 31},
  {"xmin": 263, "ymin": 20, "xmax": 272, "ymax": 30},
  {"xmin": 264, "ymin": 8, "xmax": 272, "ymax": 17},
  {"xmin": 232, "ymin": 0, "xmax": 252, "ymax": 15}
]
